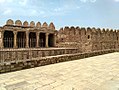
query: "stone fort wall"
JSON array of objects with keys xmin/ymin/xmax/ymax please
[
  {"xmin": 57, "ymin": 26, "xmax": 119, "ymax": 52},
  {"xmin": 0, "ymin": 19, "xmax": 119, "ymax": 73}
]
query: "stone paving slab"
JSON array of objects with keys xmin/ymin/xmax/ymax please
[{"xmin": 0, "ymin": 52, "xmax": 119, "ymax": 90}]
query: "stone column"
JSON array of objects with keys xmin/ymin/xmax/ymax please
[
  {"xmin": 0, "ymin": 31, "xmax": 4, "ymax": 48},
  {"xmin": 13, "ymin": 31, "xmax": 17, "ymax": 48},
  {"xmin": 53, "ymin": 33, "xmax": 57, "ymax": 47},
  {"xmin": 45, "ymin": 33, "xmax": 49, "ymax": 47},
  {"xmin": 36, "ymin": 32, "xmax": 40, "ymax": 48},
  {"xmin": 26, "ymin": 31, "xmax": 29, "ymax": 48}
]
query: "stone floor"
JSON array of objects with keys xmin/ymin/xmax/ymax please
[{"xmin": 0, "ymin": 52, "xmax": 119, "ymax": 90}]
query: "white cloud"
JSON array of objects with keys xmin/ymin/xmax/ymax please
[
  {"xmin": 0, "ymin": 0, "xmax": 14, "ymax": 4},
  {"xmin": 0, "ymin": 0, "xmax": 5, "ymax": 3},
  {"xmin": 90, "ymin": 0, "xmax": 96, "ymax": 3},
  {"xmin": 80, "ymin": 0, "xmax": 96, "ymax": 3},
  {"xmin": 54, "ymin": 8, "xmax": 61, "ymax": 12},
  {"xmin": 80, "ymin": 0, "xmax": 87, "ymax": 3},
  {"xmin": 114, "ymin": 0, "xmax": 119, "ymax": 2},
  {"xmin": 19, "ymin": 0, "xmax": 28, "ymax": 6}
]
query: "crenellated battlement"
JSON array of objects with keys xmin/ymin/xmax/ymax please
[
  {"xmin": 57, "ymin": 26, "xmax": 119, "ymax": 52},
  {"xmin": 59, "ymin": 26, "xmax": 118, "ymax": 35},
  {"xmin": 5, "ymin": 19, "xmax": 55, "ymax": 30}
]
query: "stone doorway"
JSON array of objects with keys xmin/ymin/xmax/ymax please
[
  {"xmin": 29, "ymin": 32, "xmax": 36, "ymax": 48},
  {"xmin": 17, "ymin": 32, "xmax": 26, "ymax": 48},
  {"xmin": 39, "ymin": 33, "xmax": 46, "ymax": 47},
  {"xmin": 3, "ymin": 31, "xmax": 14, "ymax": 48},
  {"xmin": 48, "ymin": 34, "xmax": 54, "ymax": 47}
]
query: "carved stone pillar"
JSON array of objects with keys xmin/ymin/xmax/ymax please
[
  {"xmin": 36, "ymin": 32, "xmax": 40, "ymax": 48},
  {"xmin": 0, "ymin": 31, "xmax": 4, "ymax": 48},
  {"xmin": 45, "ymin": 33, "xmax": 49, "ymax": 47},
  {"xmin": 13, "ymin": 31, "xmax": 17, "ymax": 48},
  {"xmin": 26, "ymin": 31, "xmax": 29, "ymax": 48}
]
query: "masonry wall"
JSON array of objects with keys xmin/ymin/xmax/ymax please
[
  {"xmin": 0, "ymin": 48, "xmax": 78, "ymax": 65},
  {"xmin": 0, "ymin": 49, "xmax": 118, "ymax": 73},
  {"xmin": 57, "ymin": 27, "xmax": 119, "ymax": 52}
]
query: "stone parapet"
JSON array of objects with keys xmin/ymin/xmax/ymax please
[{"xmin": 0, "ymin": 49, "xmax": 118, "ymax": 73}]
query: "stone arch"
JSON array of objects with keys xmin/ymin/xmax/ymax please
[
  {"xmin": 42, "ymin": 22, "xmax": 48, "ymax": 28},
  {"xmin": 49, "ymin": 22, "xmax": 55, "ymax": 30},
  {"xmin": 15, "ymin": 20, "xmax": 22, "ymax": 26},
  {"xmin": 23, "ymin": 21, "xmax": 28, "ymax": 27},
  {"xmin": 36, "ymin": 22, "xmax": 41, "ymax": 28},
  {"xmin": 30, "ymin": 21, "xmax": 35, "ymax": 27},
  {"xmin": 6, "ymin": 19, "xmax": 14, "ymax": 25}
]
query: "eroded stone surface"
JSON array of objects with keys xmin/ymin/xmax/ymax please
[{"xmin": 0, "ymin": 52, "xmax": 119, "ymax": 90}]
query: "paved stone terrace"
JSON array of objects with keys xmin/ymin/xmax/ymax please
[{"xmin": 0, "ymin": 52, "xmax": 119, "ymax": 90}]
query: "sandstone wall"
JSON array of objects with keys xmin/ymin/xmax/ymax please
[
  {"xmin": 57, "ymin": 26, "xmax": 119, "ymax": 52},
  {"xmin": 0, "ymin": 48, "xmax": 78, "ymax": 65},
  {"xmin": 0, "ymin": 49, "xmax": 118, "ymax": 73}
]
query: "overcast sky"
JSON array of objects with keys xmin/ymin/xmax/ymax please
[{"xmin": 0, "ymin": 0, "xmax": 119, "ymax": 29}]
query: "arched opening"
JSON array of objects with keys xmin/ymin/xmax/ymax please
[
  {"xmin": 17, "ymin": 32, "xmax": 26, "ymax": 48},
  {"xmin": 39, "ymin": 33, "xmax": 45, "ymax": 47},
  {"xmin": 3, "ymin": 31, "xmax": 14, "ymax": 48},
  {"xmin": 48, "ymin": 34, "xmax": 54, "ymax": 47},
  {"xmin": 29, "ymin": 32, "xmax": 36, "ymax": 48}
]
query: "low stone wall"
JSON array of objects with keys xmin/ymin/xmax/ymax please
[
  {"xmin": 0, "ymin": 49, "xmax": 118, "ymax": 73},
  {"xmin": 0, "ymin": 48, "xmax": 79, "ymax": 64}
]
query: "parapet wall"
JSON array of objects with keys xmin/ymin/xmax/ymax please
[
  {"xmin": 0, "ymin": 49, "xmax": 118, "ymax": 73},
  {"xmin": 57, "ymin": 26, "xmax": 119, "ymax": 52},
  {"xmin": 0, "ymin": 48, "xmax": 78, "ymax": 65}
]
